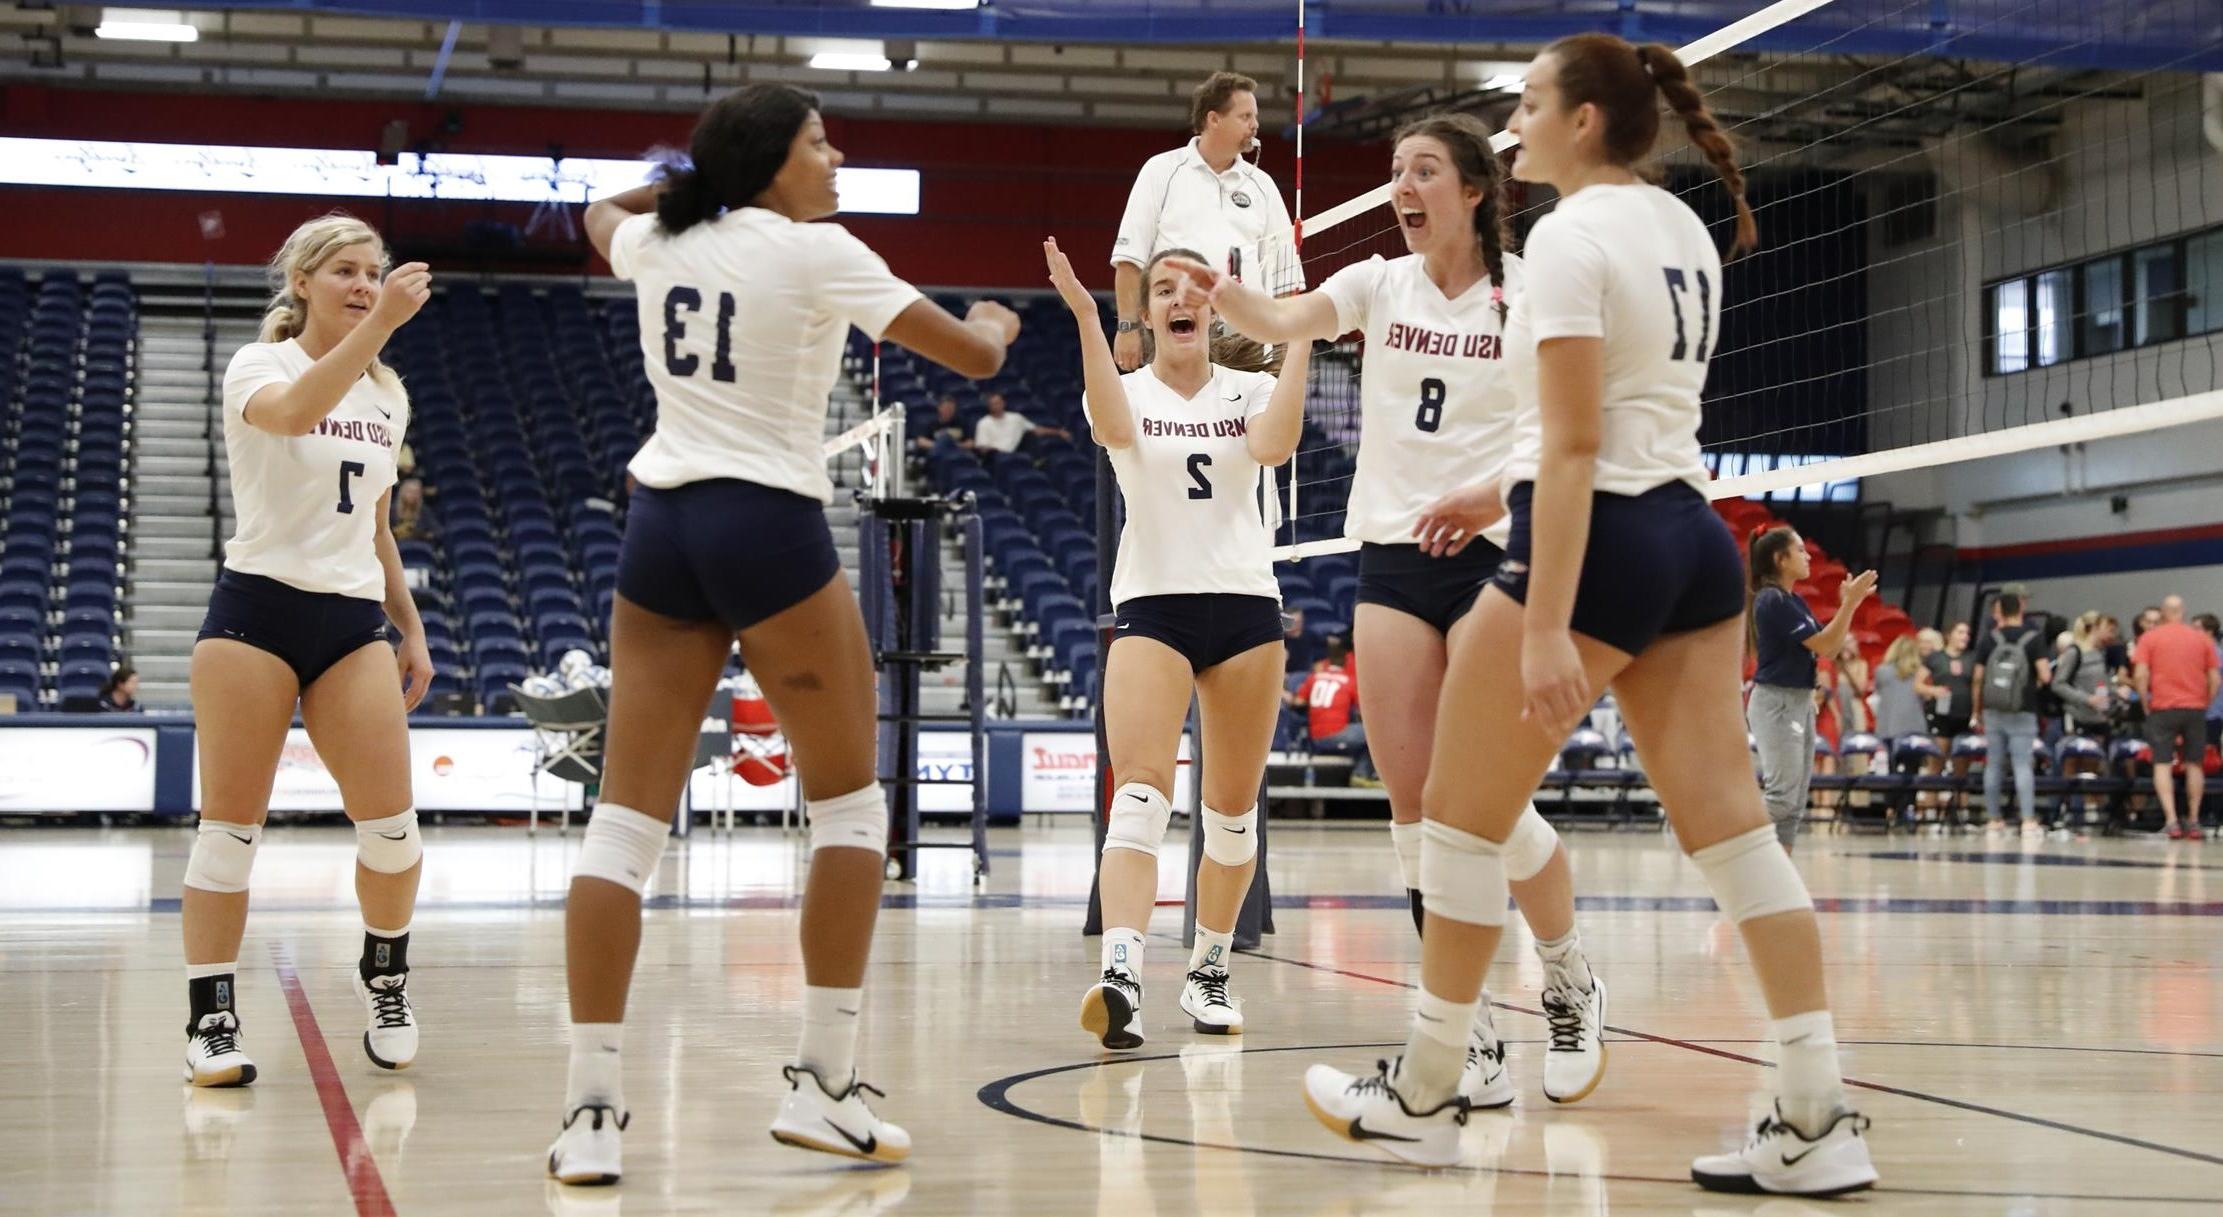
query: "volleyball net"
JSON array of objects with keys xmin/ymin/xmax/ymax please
[{"xmin": 1250, "ymin": 0, "xmax": 2223, "ymax": 572}]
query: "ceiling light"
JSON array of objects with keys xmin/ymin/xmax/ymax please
[
  {"xmin": 94, "ymin": 8, "xmax": 198, "ymax": 41},
  {"xmin": 810, "ymin": 51, "xmax": 893, "ymax": 72},
  {"xmin": 1480, "ymin": 74, "xmax": 1525, "ymax": 93},
  {"xmin": 870, "ymin": 0, "xmax": 981, "ymax": 9}
]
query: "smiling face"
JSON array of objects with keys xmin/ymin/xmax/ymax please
[
  {"xmin": 763, "ymin": 112, "xmax": 842, "ymax": 221},
  {"xmin": 1389, "ymin": 134, "xmax": 1483, "ymax": 259},
  {"xmin": 292, "ymin": 240, "xmax": 385, "ymax": 340},
  {"xmin": 1948, "ymin": 622, "xmax": 1971, "ymax": 652},
  {"xmin": 1145, "ymin": 258, "xmax": 1211, "ymax": 358}
]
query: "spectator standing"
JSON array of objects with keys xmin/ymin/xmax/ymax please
[
  {"xmin": 1873, "ymin": 636, "xmax": 1936, "ymax": 742},
  {"xmin": 2050, "ymin": 611, "xmax": 2117, "ymax": 740},
  {"xmin": 1110, "ymin": 72, "xmax": 1299, "ymax": 371},
  {"xmin": 1925, "ymin": 621, "xmax": 1976, "ymax": 741},
  {"xmin": 2131, "ymin": 595, "xmax": 2221, "ymax": 839},
  {"xmin": 2198, "ymin": 612, "xmax": 2223, "ymax": 753},
  {"xmin": 1282, "ymin": 605, "xmax": 1319, "ymax": 675},
  {"xmin": 1746, "ymin": 526, "xmax": 1876, "ymax": 850},
  {"xmin": 1972, "ymin": 589, "xmax": 2052, "ymax": 837},
  {"xmin": 971, "ymin": 391, "xmax": 1069, "ymax": 454}
]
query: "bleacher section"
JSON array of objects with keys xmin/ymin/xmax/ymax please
[{"xmin": 0, "ymin": 268, "xmax": 133, "ymax": 709}]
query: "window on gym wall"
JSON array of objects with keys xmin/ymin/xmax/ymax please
[
  {"xmin": 2080, "ymin": 255, "xmax": 2126, "ymax": 357},
  {"xmin": 2188, "ymin": 230, "xmax": 2223, "ymax": 337},
  {"xmin": 1982, "ymin": 224, "xmax": 2223, "ymax": 375},
  {"xmin": 2133, "ymin": 243, "xmax": 2182, "ymax": 347}
]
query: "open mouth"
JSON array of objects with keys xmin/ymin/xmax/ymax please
[
  {"xmin": 1400, "ymin": 207, "xmax": 1426, "ymax": 231},
  {"xmin": 345, "ymin": 301, "xmax": 371, "ymax": 315},
  {"xmin": 1168, "ymin": 316, "xmax": 1198, "ymax": 337}
]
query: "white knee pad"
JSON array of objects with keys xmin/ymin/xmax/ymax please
[
  {"xmin": 808, "ymin": 783, "xmax": 888, "ymax": 857},
  {"xmin": 1103, "ymin": 782, "xmax": 1172, "ymax": 859},
  {"xmin": 1690, "ymin": 824, "xmax": 1814, "ymax": 923},
  {"xmin": 1419, "ymin": 819, "xmax": 1508, "ymax": 928},
  {"xmin": 1201, "ymin": 805, "xmax": 1258, "ymax": 866},
  {"xmin": 1389, "ymin": 819, "xmax": 1422, "ymax": 890},
  {"xmin": 573, "ymin": 802, "xmax": 670, "ymax": 895},
  {"xmin": 354, "ymin": 809, "xmax": 422, "ymax": 874},
  {"xmin": 184, "ymin": 820, "xmax": 262, "ymax": 894},
  {"xmin": 1501, "ymin": 805, "xmax": 1560, "ymax": 883}
]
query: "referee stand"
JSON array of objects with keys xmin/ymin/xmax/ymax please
[
  {"xmin": 858, "ymin": 490, "xmax": 991, "ymax": 884},
  {"xmin": 1082, "ymin": 445, "xmax": 1274, "ymax": 949}
]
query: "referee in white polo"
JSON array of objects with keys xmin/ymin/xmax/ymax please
[{"xmin": 1110, "ymin": 71, "xmax": 1301, "ymax": 371}]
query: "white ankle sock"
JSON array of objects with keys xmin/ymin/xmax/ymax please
[
  {"xmin": 186, "ymin": 960, "xmax": 236, "ymax": 981},
  {"xmin": 567, "ymin": 1022, "xmax": 625, "ymax": 1111},
  {"xmin": 1536, "ymin": 928, "xmax": 1594, "ymax": 992},
  {"xmin": 1101, "ymin": 927, "xmax": 1146, "ymax": 979},
  {"xmin": 1471, "ymin": 990, "xmax": 1500, "ymax": 1046},
  {"xmin": 1395, "ymin": 987, "xmax": 1475, "ymax": 1110},
  {"xmin": 797, "ymin": 986, "xmax": 863, "ymax": 1084},
  {"xmin": 1188, "ymin": 925, "xmax": 1233, "ymax": 975},
  {"xmin": 1773, "ymin": 1010, "xmax": 1847, "ymax": 1134}
]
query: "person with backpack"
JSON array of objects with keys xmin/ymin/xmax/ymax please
[{"xmin": 1972, "ymin": 588, "xmax": 2052, "ymax": 837}]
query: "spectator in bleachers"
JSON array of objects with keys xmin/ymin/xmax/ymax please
[
  {"xmin": 1925, "ymin": 621, "xmax": 1976, "ymax": 742},
  {"xmin": 2051, "ymin": 611, "xmax": 2117, "ymax": 740},
  {"xmin": 1110, "ymin": 71, "xmax": 1299, "ymax": 371},
  {"xmin": 389, "ymin": 476, "xmax": 435, "ymax": 541},
  {"xmin": 1973, "ymin": 588, "xmax": 2051, "ymax": 836},
  {"xmin": 1281, "ymin": 605, "xmax": 1319, "ymax": 675},
  {"xmin": 971, "ymin": 391, "xmax": 1069, "ymax": 455},
  {"xmin": 911, "ymin": 394, "xmax": 969, "ymax": 454},
  {"xmin": 1747, "ymin": 525, "xmax": 1877, "ymax": 850},
  {"xmin": 1288, "ymin": 635, "xmax": 1374, "ymax": 780},
  {"xmin": 96, "ymin": 664, "xmax": 139, "ymax": 712},
  {"xmin": 2131, "ymin": 595, "xmax": 2220, "ymax": 839}
]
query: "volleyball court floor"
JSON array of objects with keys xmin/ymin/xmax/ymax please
[{"xmin": 6, "ymin": 820, "xmax": 2218, "ymax": 1216}]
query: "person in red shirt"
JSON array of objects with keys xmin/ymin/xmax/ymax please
[
  {"xmin": 2132, "ymin": 595, "xmax": 2222, "ymax": 838},
  {"xmin": 1289, "ymin": 635, "xmax": 1374, "ymax": 780}
]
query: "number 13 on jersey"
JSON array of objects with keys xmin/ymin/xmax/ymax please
[{"xmin": 1662, "ymin": 267, "xmax": 1715, "ymax": 362}]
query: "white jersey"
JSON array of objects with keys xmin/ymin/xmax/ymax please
[
  {"xmin": 1112, "ymin": 140, "xmax": 1304, "ymax": 295},
  {"xmin": 609, "ymin": 208, "xmax": 924, "ymax": 503},
  {"xmin": 1320, "ymin": 252, "xmax": 1523, "ymax": 546},
  {"xmin": 221, "ymin": 339, "xmax": 407, "ymax": 600},
  {"xmin": 1501, "ymin": 183, "xmax": 1718, "ymax": 497},
  {"xmin": 1099, "ymin": 364, "xmax": 1282, "ymax": 606}
]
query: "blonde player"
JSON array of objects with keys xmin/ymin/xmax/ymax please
[
  {"xmin": 1171, "ymin": 112, "xmax": 1606, "ymax": 1109},
  {"xmin": 1044, "ymin": 238, "xmax": 1308, "ymax": 1050},
  {"xmin": 548, "ymin": 84, "xmax": 1018, "ymax": 1184},
  {"xmin": 1299, "ymin": 36, "xmax": 1878, "ymax": 1197},
  {"xmin": 182, "ymin": 214, "xmax": 434, "ymax": 1087}
]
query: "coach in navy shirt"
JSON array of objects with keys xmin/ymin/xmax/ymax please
[{"xmin": 1746, "ymin": 527, "xmax": 1877, "ymax": 849}]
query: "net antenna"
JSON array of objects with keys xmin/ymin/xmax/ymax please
[{"xmin": 1270, "ymin": 0, "xmax": 1847, "ymax": 563}]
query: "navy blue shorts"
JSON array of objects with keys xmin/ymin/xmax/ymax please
[
  {"xmin": 197, "ymin": 568, "xmax": 390, "ymax": 687},
  {"xmin": 1112, "ymin": 594, "xmax": 1284, "ymax": 673},
  {"xmin": 1357, "ymin": 540, "xmax": 1501, "ymax": 636},
  {"xmin": 618, "ymin": 479, "xmax": 840, "ymax": 631},
  {"xmin": 1492, "ymin": 480, "xmax": 1744, "ymax": 657}
]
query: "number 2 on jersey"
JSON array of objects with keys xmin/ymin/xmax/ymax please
[
  {"xmin": 1186, "ymin": 453, "xmax": 1213, "ymax": 499},
  {"xmin": 336, "ymin": 460, "xmax": 366, "ymax": 514},
  {"xmin": 663, "ymin": 286, "xmax": 739, "ymax": 383},
  {"xmin": 1661, "ymin": 267, "xmax": 1715, "ymax": 362},
  {"xmin": 1414, "ymin": 377, "xmax": 1446, "ymax": 433}
]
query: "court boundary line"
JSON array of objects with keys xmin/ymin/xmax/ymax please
[
  {"xmin": 1239, "ymin": 946, "xmax": 2223, "ymax": 1169},
  {"xmin": 975, "ymin": 1042, "xmax": 2221, "ymax": 1204},
  {"xmin": 272, "ymin": 944, "xmax": 398, "ymax": 1217}
]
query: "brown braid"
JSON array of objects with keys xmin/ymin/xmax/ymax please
[
  {"xmin": 1635, "ymin": 43, "xmax": 1757, "ymax": 257},
  {"xmin": 1391, "ymin": 112, "xmax": 1513, "ymax": 322}
]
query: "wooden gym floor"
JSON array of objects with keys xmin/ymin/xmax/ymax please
[{"xmin": 3, "ymin": 818, "xmax": 2218, "ymax": 1216}]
